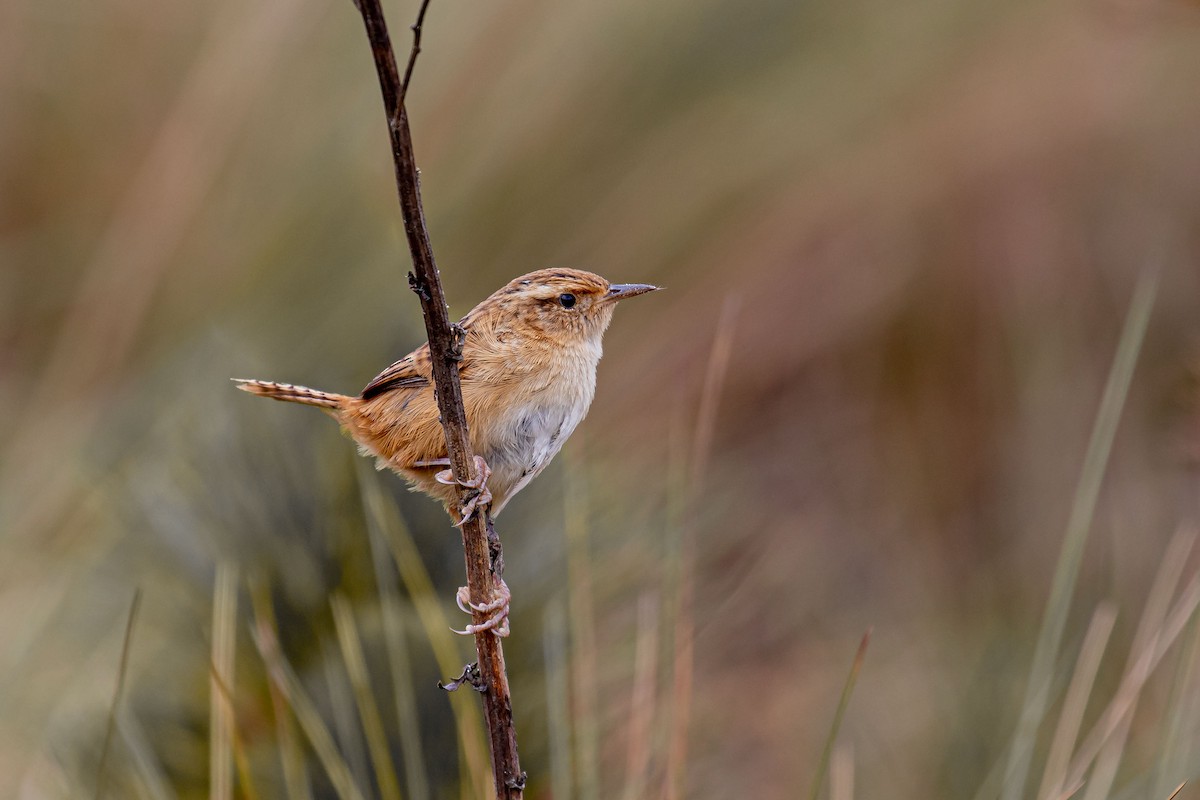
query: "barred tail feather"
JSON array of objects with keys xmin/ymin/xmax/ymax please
[{"xmin": 234, "ymin": 379, "xmax": 349, "ymax": 410}]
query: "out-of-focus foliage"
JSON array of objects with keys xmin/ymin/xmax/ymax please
[{"xmin": 3, "ymin": 0, "xmax": 1200, "ymax": 797}]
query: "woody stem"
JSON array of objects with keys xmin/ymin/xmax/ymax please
[{"xmin": 350, "ymin": 1, "xmax": 525, "ymax": 797}]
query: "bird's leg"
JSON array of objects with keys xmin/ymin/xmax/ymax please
[
  {"xmin": 435, "ymin": 454, "xmax": 493, "ymax": 526},
  {"xmin": 452, "ymin": 577, "xmax": 511, "ymax": 637},
  {"xmin": 452, "ymin": 510, "xmax": 511, "ymax": 637},
  {"xmin": 412, "ymin": 457, "xmax": 451, "ymax": 468}
]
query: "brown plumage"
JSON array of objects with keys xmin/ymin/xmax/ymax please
[{"xmin": 237, "ymin": 268, "xmax": 658, "ymax": 520}]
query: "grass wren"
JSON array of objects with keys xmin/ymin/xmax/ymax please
[{"xmin": 236, "ymin": 268, "xmax": 658, "ymax": 631}]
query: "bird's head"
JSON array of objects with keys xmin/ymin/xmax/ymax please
[{"xmin": 474, "ymin": 268, "xmax": 659, "ymax": 345}]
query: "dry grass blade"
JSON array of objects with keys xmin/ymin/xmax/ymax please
[
  {"xmin": 115, "ymin": 710, "xmax": 174, "ymax": 800},
  {"xmin": 831, "ymin": 744, "xmax": 855, "ymax": 800},
  {"xmin": 331, "ymin": 594, "xmax": 404, "ymax": 800},
  {"xmin": 1037, "ymin": 603, "xmax": 1117, "ymax": 800},
  {"xmin": 664, "ymin": 296, "xmax": 739, "ymax": 800},
  {"xmin": 256, "ymin": 665, "xmax": 309, "ymax": 800},
  {"xmin": 620, "ymin": 592, "xmax": 660, "ymax": 800},
  {"xmin": 1081, "ymin": 529, "xmax": 1196, "ymax": 800},
  {"xmin": 1167, "ymin": 781, "xmax": 1187, "ymax": 800},
  {"xmin": 210, "ymin": 563, "xmax": 238, "ymax": 800},
  {"xmin": 94, "ymin": 588, "xmax": 141, "ymax": 800},
  {"xmin": 543, "ymin": 602, "xmax": 572, "ymax": 800},
  {"xmin": 356, "ymin": 460, "xmax": 490, "ymax": 799},
  {"xmin": 1153, "ymin": 606, "xmax": 1200, "ymax": 798},
  {"xmin": 1000, "ymin": 268, "xmax": 1158, "ymax": 800},
  {"xmin": 1063, "ymin": 570, "xmax": 1200, "ymax": 790},
  {"xmin": 808, "ymin": 630, "xmax": 871, "ymax": 800},
  {"xmin": 250, "ymin": 583, "xmax": 369, "ymax": 800},
  {"xmin": 366, "ymin": 494, "xmax": 431, "ymax": 800},
  {"xmin": 209, "ymin": 663, "xmax": 262, "ymax": 800},
  {"xmin": 564, "ymin": 445, "xmax": 599, "ymax": 800},
  {"xmin": 250, "ymin": 581, "xmax": 311, "ymax": 800},
  {"xmin": 1052, "ymin": 782, "xmax": 1084, "ymax": 800},
  {"xmin": 325, "ymin": 657, "xmax": 370, "ymax": 791}
]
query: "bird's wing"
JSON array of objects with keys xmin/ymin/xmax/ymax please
[{"xmin": 361, "ymin": 346, "xmax": 432, "ymax": 399}]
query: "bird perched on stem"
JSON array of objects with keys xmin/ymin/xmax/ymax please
[{"xmin": 236, "ymin": 268, "xmax": 659, "ymax": 633}]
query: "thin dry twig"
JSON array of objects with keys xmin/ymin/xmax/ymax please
[
  {"xmin": 349, "ymin": 1, "xmax": 524, "ymax": 796},
  {"xmin": 398, "ymin": 0, "xmax": 432, "ymax": 110}
]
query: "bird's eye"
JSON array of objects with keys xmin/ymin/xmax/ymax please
[{"xmin": 558, "ymin": 293, "xmax": 576, "ymax": 309}]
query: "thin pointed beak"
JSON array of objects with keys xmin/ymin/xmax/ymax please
[{"xmin": 603, "ymin": 283, "xmax": 661, "ymax": 303}]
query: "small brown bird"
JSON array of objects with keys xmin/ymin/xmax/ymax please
[{"xmin": 236, "ymin": 268, "xmax": 658, "ymax": 633}]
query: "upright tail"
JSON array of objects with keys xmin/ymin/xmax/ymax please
[{"xmin": 234, "ymin": 379, "xmax": 350, "ymax": 411}]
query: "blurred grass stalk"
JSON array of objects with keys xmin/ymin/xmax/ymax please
[
  {"xmin": 1152, "ymin": 606, "xmax": 1200, "ymax": 799},
  {"xmin": 808, "ymin": 631, "xmax": 870, "ymax": 800},
  {"xmin": 356, "ymin": 459, "xmax": 490, "ymax": 800},
  {"xmin": 564, "ymin": 443, "xmax": 601, "ymax": 800},
  {"xmin": 95, "ymin": 589, "xmax": 141, "ymax": 800},
  {"xmin": 999, "ymin": 268, "xmax": 1158, "ymax": 800},
  {"xmin": 543, "ymin": 601, "xmax": 572, "ymax": 800},
  {"xmin": 365, "ymin": 482, "xmax": 433, "ymax": 800},
  {"xmin": 210, "ymin": 563, "xmax": 238, "ymax": 800},
  {"xmin": 619, "ymin": 591, "xmax": 660, "ymax": 800},
  {"xmin": 250, "ymin": 581, "xmax": 369, "ymax": 800},
  {"xmin": 330, "ymin": 593, "xmax": 404, "ymax": 800},
  {"xmin": 1077, "ymin": 529, "xmax": 1196, "ymax": 800},
  {"xmin": 663, "ymin": 296, "xmax": 738, "ymax": 800},
  {"xmin": 1035, "ymin": 602, "xmax": 1117, "ymax": 800}
]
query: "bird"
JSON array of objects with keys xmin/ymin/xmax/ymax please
[{"xmin": 236, "ymin": 267, "xmax": 659, "ymax": 634}]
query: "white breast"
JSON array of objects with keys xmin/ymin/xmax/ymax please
[{"xmin": 486, "ymin": 339, "xmax": 601, "ymax": 513}]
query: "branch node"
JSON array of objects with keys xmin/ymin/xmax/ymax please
[
  {"xmin": 439, "ymin": 662, "xmax": 487, "ymax": 693},
  {"xmin": 506, "ymin": 773, "xmax": 528, "ymax": 791},
  {"xmin": 407, "ymin": 271, "xmax": 431, "ymax": 301}
]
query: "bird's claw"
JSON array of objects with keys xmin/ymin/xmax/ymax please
[
  {"xmin": 452, "ymin": 579, "xmax": 511, "ymax": 638},
  {"xmin": 436, "ymin": 455, "xmax": 493, "ymax": 526}
]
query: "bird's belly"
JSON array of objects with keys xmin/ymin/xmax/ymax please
[{"xmin": 484, "ymin": 401, "xmax": 587, "ymax": 512}]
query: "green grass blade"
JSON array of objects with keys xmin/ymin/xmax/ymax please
[
  {"xmin": 808, "ymin": 630, "xmax": 870, "ymax": 800},
  {"xmin": 95, "ymin": 588, "xmax": 141, "ymax": 800},
  {"xmin": 331, "ymin": 593, "xmax": 404, "ymax": 800},
  {"xmin": 543, "ymin": 600, "xmax": 573, "ymax": 800},
  {"xmin": 1036, "ymin": 603, "xmax": 1117, "ymax": 800},
  {"xmin": 999, "ymin": 269, "xmax": 1158, "ymax": 800},
  {"xmin": 1152, "ymin": 606, "xmax": 1200, "ymax": 798},
  {"xmin": 355, "ymin": 460, "xmax": 490, "ymax": 800},
  {"xmin": 250, "ymin": 583, "xmax": 368, "ymax": 800},
  {"xmin": 564, "ymin": 446, "xmax": 600, "ymax": 800},
  {"xmin": 620, "ymin": 592, "xmax": 660, "ymax": 800},
  {"xmin": 1062, "ymin": 572, "xmax": 1200, "ymax": 792},
  {"xmin": 365, "ymin": 511, "xmax": 431, "ymax": 800},
  {"xmin": 1081, "ymin": 530, "xmax": 1195, "ymax": 800},
  {"xmin": 210, "ymin": 563, "xmax": 238, "ymax": 800}
]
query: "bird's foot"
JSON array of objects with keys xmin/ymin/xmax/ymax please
[
  {"xmin": 452, "ymin": 579, "xmax": 511, "ymax": 638},
  {"xmin": 436, "ymin": 455, "xmax": 493, "ymax": 526}
]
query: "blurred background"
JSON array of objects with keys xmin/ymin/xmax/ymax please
[{"xmin": 3, "ymin": 0, "xmax": 1200, "ymax": 797}]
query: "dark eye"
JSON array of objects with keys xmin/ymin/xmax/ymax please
[{"xmin": 558, "ymin": 293, "xmax": 576, "ymax": 309}]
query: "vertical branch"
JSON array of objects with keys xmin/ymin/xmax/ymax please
[{"xmin": 349, "ymin": 2, "xmax": 524, "ymax": 797}]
